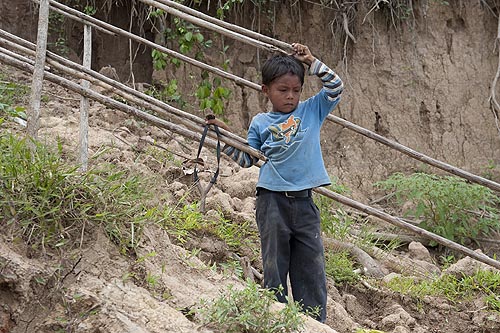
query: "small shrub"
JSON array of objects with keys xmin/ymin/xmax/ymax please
[
  {"xmin": 159, "ymin": 203, "xmax": 259, "ymax": 254},
  {"xmin": 314, "ymin": 178, "xmax": 353, "ymax": 240},
  {"xmin": 375, "ymin": 172, "xmax": 500, "ymax": 245},
  {"xmin": 325, "ymin": 250, "xmax": 360, "ymax": 286},
  {"xmin": 199, "ymin": 280, "xmax": 306, "ymax": 333}
]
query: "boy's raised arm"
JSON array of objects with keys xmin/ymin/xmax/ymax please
[{"xmin": 291, "ymin": 42, "xmax": 343, "ymax": 102}]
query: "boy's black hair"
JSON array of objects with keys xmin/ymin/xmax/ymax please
[{"xmin": 261, "ymin": 54, "xmax": 305, "ymax": 86}]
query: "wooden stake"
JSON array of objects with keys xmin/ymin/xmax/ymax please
[
  {"xmin": 27, "ymin": 0, "xmax": 49, "ymax": 141},
  {"xmin": 0, "ymin": 29, "xmax": 250, "ymax": 148},
  {"xmin": 79, "ymin": 24, "xmax": 92, "ymax": 171}
]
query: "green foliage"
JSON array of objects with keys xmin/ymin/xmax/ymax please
[
  {"xmin": 83, "ymin": 5, "xmax": 97, "ymax": 16},
  {"xmin": 386, "ymin": 269, "xmax": 500, "ymax": 311},
  {"xmin": 196, "ymin": 74, "xmax": 231, "ymax": 116},
  {"xmin": 314, "ymin": 178, "xmax": 352, "ymax": 240},
  {"xmin": 199, "ymin": 281, "xmax": 306, "ymax": 333},
  {"xmin": 325, "ymin": 250, "xmax": 360, "ymax": 286},
  {"xmin": 0, "ymin": 79, "xmax": 28, "ymax": 120},
  {"xmin": 165, "ymin": 17, "xmax": 211, "ymax": 61},
  {"xmin": 159, "ymin": 203, "xmax": 259, "ymax": 252},
  {"xmin": 149, "ymin": 10, "xmax": 232, "ymax": 117},
  {"xmin": 211, "ymin": 213, "xmax": 259, "ymax": 250},
  {"xmin": 375, "ymin": 172, "xmax": 500, "ymax": 245},
  {"xmin": 160, "ymin": 202, "xmax": 204, "ymax": 244},
  {"xmin": 145, "ymin": 78, "xmax": 186, "ymax": 108},
  {"xmin": 0, "ymin": 133, "xmax": 151, "ymax": 253},
  {"xmin": 48, "ymin": 12, "xmax": 69, "ymax": 56},
  {"xmin": 151, "ymin": 49, "xmax": 169, "ymax": 71},
  {"xmin": 216, "ymin": 0, "xmax": 244, "ymax": 19}
]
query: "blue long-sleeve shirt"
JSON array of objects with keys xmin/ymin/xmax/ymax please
[{"xmin": 224, "ymin": 59, "xmax": 343, "ymax": 191}]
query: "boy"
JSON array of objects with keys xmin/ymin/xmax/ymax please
[{"xmin": 208, "ymin": 43, "xmax": 343, "ymax": 322}]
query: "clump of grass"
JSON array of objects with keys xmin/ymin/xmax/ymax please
[
  {"xmin": 198, "ymin": 280, "xmax": 307, "ymax": 333},
  {"xmin": 159, "ymin": 202, "xmax": 259, "ymax": 253},
  {"xmin": 314, "ymin": 177, "xmax": 353, "ymax": 240},
  {"xmin": 0, "ymin": 133, "xmax": 151, "ymax": 253},
  {"xmin": 325, "ymin": 250, "xmax": 361, "ymax": 286},
  {"xmin": 0, "ymin": 77, "xmax": 29, "ymax": 121},
  {"xmin": 385, "ymin": 269, "xmax": 500, "ymax": 311}
]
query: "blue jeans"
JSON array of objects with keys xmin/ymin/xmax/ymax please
[{"xmin": 255, "ymin": 188, "xmax": 327, "ymax": 323}]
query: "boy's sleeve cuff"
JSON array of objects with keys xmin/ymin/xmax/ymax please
[{"xmin": 308, "ymin": 58, "xmax": 323, "ymax": 75}]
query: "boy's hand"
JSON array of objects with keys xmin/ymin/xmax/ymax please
[
  {"xmin": 291, "ymin": 43, "xmax": 316, "ymax": 66},
  {"xmin": 205, "ymin": 114, "xmax": 230, "ymax": 131}
]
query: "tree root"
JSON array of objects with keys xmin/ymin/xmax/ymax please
[
  {"xmin": 488, "ymin": 11, "xmax": 500, "ymax": 139},
  {"xmin": 323, "ymin": 237, "xmax": 387, "ymax": 278}
]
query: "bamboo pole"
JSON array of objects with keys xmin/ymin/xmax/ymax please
[
  {"xmin": 0, "ymin": 36, "xmax": 263, "ymax": 160},
  {"xmin": 153, "ymin": 0, "xmax": 292, "ymax": 52},
  {"xmin": 139, "ymin": 0, "xmax": 287, "ymax": 54},
  {"xmin": 27, "ymin": 0, "xmax": 49, "ymax": 141},
  {"xmin": 0, "ymin": 49, "xmax": 219, "ymax": 151},
  {"xmin": 36, "ymin": 0, "xmax": 261, "ymax": 91},
  {"xmin": 314, "ymin": 187, "xmax": 500, "ymax": 271},
  {"xmin": 79, "ymin": 24, "xmax": 91, "ymax": 171},
  {"xmin": 2, "ymin": 47, "xmax": 500, "ymax": 271},
  {"xmin": 327, "ymin": 115, "xmax": 500, "ymax": 192}
]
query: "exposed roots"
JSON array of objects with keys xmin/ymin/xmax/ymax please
[{"xmin": 488, "ymin": 12, "xmax": 500, "ymax": 139}]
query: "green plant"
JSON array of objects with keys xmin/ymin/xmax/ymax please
[
  {"xmin": 48, "ymin": 12, "xmax": 69, "ymax": 56},
  {"xmin": 196, "ymin": 73, "xmax": 231, "ymax": 116},
  {"xmin": 159, "ymin": 202, "xmax": 204, "ymax": 244},
  {"xmin": 145, "ymin": 272, "xmax": 160, "ymax": 288},
  {"xmin": 83, "ymin": 5, "xmax": 97, "ymax": 16},
  {"xmin": 159, "ymin": 203, "xmax": 258, "ymax": 254},
  {"xmin": 145, "ymin": 79, "xmax": 186, "ymax": 108},
  {"xmin": 199, "ymin": 280, "xmax": 306, "ymax": 333},
  {"xmin": 375, "ymin": 172, "xmax": 500, "ymax": 245},
  {"xmin": 151, "ymin": 49, "xmax": 169, "ymax": 71},
  {"xmin": 158, "ymin": 16, "xmax": 212, "ymax": 64},
  {"xmin": 314, "ymin": 178, "xmax": 353, "ymax": 240},
  {"xmin": 0, "ymin": 133, "xmax": 152, "ymax": 253},
  {"xmin": 0, "ymin": 79, "xmax": 28, "ymax": 120},
  {"xmin": 325, "ymin": 250, "xmax": 360, "ymax": 286},
  {"xmin": 220, "ymin": 258, "xmax": 244, "ymax": 279},
  {"xmin": 385, "ymin": 269, "xmax": 500, "ymax": 311},
  {"xmin": 216, "ymin": 0, "xmax": 244, "ymax": 19},
  {"xmin": 210, "ymin": 213, "xmax": 259, "ymax": 251},
  {"xmin": 149, "ymin": 10, "xmax": 232, "ymax": 117}
]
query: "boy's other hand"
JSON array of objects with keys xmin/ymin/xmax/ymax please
[
  {"xmin": 291, "ymin": 43, "xmax": 316, "ymax": 66},
  {"xmin": 205, "ymin": 114, "xmax": 230, "ymax": 131}
]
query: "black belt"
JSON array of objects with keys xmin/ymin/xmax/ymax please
[{"xmin": 257, "ymin": 188, "xmax": 312, "ymax": 198}]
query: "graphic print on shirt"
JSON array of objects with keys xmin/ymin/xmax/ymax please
[{"xmin": 268, "ymin": 115, "xmax": 302, "ymax": 144}]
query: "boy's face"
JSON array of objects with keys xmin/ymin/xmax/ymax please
[{"xmin": 262, "ymin": 73, "xmax": 302, "ymax": 113}]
